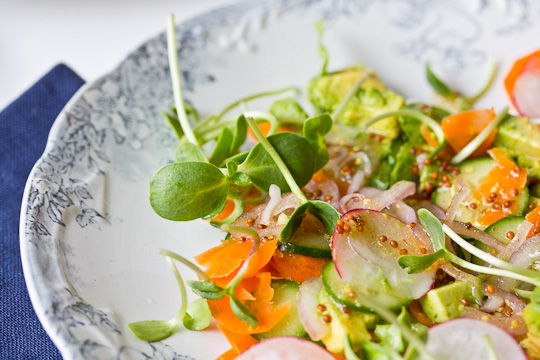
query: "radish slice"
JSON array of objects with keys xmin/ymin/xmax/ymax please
[
  {"xmin": 333, "ymin": 209, "xmax": 436, "ymax": 300},
  {"xmin": 513, "ymin": 69, "xmax": 540, "ymax": 118},
  {"xmin": 297, "ymin": 278, "xmax": 330, "ymax": 341},
  {"xmin": 236, "ymin": 336, "xmax": 335, "ymax": 360},
  {"xmin": 340, "ymin": 181, "xmax": 415, "ymax": 214},
  {"xmin": 426, "ymin": 318, "xmax": 527, "ymax": 359}
]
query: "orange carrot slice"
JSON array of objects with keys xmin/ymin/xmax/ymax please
[
  {"xmin": 526, "ymin": 206, "xmax": 540, "ymax": 239},
  {"xmin": 247, "ymin": 123, "xmax": 299, "ymax": 140},
  {"xmin": 218, "ymin": 325, "xmax": 258, "ymax": 354},
  {"xmin": 216, "ymin": 348, "xmax": 238, "ymax": 360},
  {"xmin": 197, "ymin": 241, "xmax": 253, "ymax": 278},
  {"xmin": 270, "ymin": 252, "xmax": 329, "ymax": 283},
  {"xmin": 505, "ymin": 49, "xmax": 540, "ymax": 110},
  {"xmin": 208, "ymin": 272, "xmax": 291, "ymax": 334},
  {"xmin": 213, "ymin": 198, "xmax": 237, "ymax": 222},
  {"xmin": 441, "ymin": 109, "xmax": 497, "ymax": 158},
  {"xmin": 475, "ymin": 148, "xmax": 528, "ymax": 226}
]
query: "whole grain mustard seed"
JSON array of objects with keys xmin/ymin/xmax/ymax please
[
  {"xmin": 420, "ymin": 247, "xmax": 427, "ymax": 254},
  {"xmin": 400, "ymin": 249, "xmax": 408, "ymax": 255},
  {"xmin": 357, "ymin": 225, "xmax": 364, "ymax": 232},
  {"xmin": 379, "ymin": 235, "xmax": 387, "ymax": 242},
  {"xmin": 322, "ymin": 314, "xmax": 332, "ymax": 323},
  {"xmin": 317, "ymin": 304, "xmax": 326, "ymax": 312},
  {"xmin": 257, "ymin": 224, "xmax": 267, "ymax": 230},
  {"xmin": 337, "ymin": 219, "xmax": 344, "ymax": 227},
  {"xmin": 506, "ymin": 231, "xmax": 515, "ymax": 240},
  {"xmin": 506, "ymin": 308, "xmax": 513, "ymax": 316},
  {"xmin": 343, "ymin": 224, "xmax": 351, "ymax": 232},
  {"xmin": 325, "ymin": 195, "xmax": 333, "ymax": 201},
  {"xmin": 390, "ymin": 240, "xmax": 398, "ymax": 248},
  {"xmin": 486, "ymin": 285, "xmax": 495, "ymax": 294}
]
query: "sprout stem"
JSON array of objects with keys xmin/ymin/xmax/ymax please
[{"xmin": 167, "ymin": 14, "xmax": 199, "ymax": 145}]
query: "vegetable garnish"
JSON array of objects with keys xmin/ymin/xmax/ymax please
[
  {"xmin": 363, "ymin": 109, "xmax": 446, "ymax": 159},
  {"xmin": 134, "ymin": 13, "xmax": 540, "ymax": 359},
  {"xmin": 128, "ymin": 253, "xmax": 212, "ymax": 341},
  {"xmin": 504, "ymin": 48, "xmax": 540, "ymax": 118}
]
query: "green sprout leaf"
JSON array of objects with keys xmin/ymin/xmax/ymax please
[
  {"xmin": 269, "ymin": 98, "xmax": 308, "ymax": 124},
  {"xmin": 229, "ymin": 296, "xmax": 258, "ymax": 328},
  {"xmin": 303, "ymin": 114, "xmax": 333, "ymax": 172},
  {"xmin": 426, "ymin": 63, "xmax": 457, "ymax": 99},
  {"xmin": 230, "ymin": 115, "xmax": 247, "ymax": 154},
  {"xmin": 279, "ymin": 200, "xmax": 339, "ymax": 243},
  {"xmin": 150, "ymin": 162, "xmax": 229, "ymax": 221},
  {"xmin": 417, "ymin": 209, "xmax": 445, "ymax": 251},
  {"xmin": 209, "ymin": 127, "xmax": 234, "ymax": 166},
  {"xmin": 128, "ymin": 257, "xmax": 187, "ymax": 342},
  {"xmin": 176, "ymin": 142, "xmax": 208, "ymax": 163},
  {"xmin": 398, "ymin": 249, "xmax": 445, "ymax": 274},
  {"xmin": 183, "ymin": 298, "xmax": 212, "ymax": 331},
  {"xmin": 163, "ymin": 111, "xmax": 185, "ymax": 140},
  {"xmin": 238, "ymin": 132, "xmax": 315, "ymax": 193},
  {"xmin": 279, "ymin": 203, "xmax": 310, "ymax": 243}
]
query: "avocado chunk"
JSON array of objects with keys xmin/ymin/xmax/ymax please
[
  {"xmin": 269, "ymin": 97, "xmax": 308, "ymax": 124},
  {"xmin": 495, "ymin": 115, "xmax": 540, "ymax": 178},
  {"xmin": 308, "ymin": 64, "xmax": 404, "ymax": 139},
  {"xmin": 419, "ymin": 281, "xmax": 473, "ymax": 323},
  {"xmin": 317, "ymin": 288, "xmax": 373, "ymax": 354}
]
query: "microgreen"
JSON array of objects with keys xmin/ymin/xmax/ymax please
[
  {"xmin": 150, "ymin": 15, "xmax": 332, "ymax": 224},
  {"xmin": 243, "ymin": 115, "xmax": 340, "ymax": 242},
  {"xmin": 363, "ymin": 109, "xmax": 446, "ymax": 159},
  {"xmin": 426, "ymin": 58, "xmax": 497, "ymax": 110},
  {"xmin": 344, "ymin": 335, "xmax": 362, "ymax": 360},
  {"xmin": 183, "ymin": 298, "xmax": 212, "ymax": 331},
  {"xmin": 398, "ymin": 209, "xmax": 540, "ymax": 289},
  {"xmin": 128, "ymin": 256, "xmax": 187, "ymax": 341},
  {"xmin": 426, "ymin": 63, "xmax": 457, "ymax": 99},
  {"xmin": 315, "ymin": 19, "xmax": 329, "ymax": 75}
]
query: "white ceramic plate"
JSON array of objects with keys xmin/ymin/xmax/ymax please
[{"xmin": 20, "ymin": 0, "xmax": 540, "ymax": 359}]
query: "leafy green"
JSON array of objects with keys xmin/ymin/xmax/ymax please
[
  {"xmin": 163, "ymin": 111, "xmax": 185, "ymax": 140},
  {"xmin": 176, "ymin": 143, "xmax": 207, "ymax": 163},
  {"xmin": 239, "ymin": 132, "xmax": 315, "ymax": 193},
  {"xmin": 230, "ymin": 115, "xmax": 247, "ymax": 154},
  {"xmin": 417, "ymin": 209, "xmax": 445, "ymax": 251},
  {"xmin": 425, "ymin": 63, "xmax": 457, "ymax": 99},
  {"xmin": 230, "ymin": 296, "xmax": 258, "ymax": 327},
  {"xmin": 183, "ymin": 298, "xmax": 212, "ymax": 331},
  {"xmin": 303, "ymin": 114, "xmax": 333, "ymax": 172},
  {"xmin": 209, "ymin": 127, "xmax": 234, "ymax": 165},
  {"xmin": 150, "ymin": 162, "xmax": 229, "ymax": 221}
]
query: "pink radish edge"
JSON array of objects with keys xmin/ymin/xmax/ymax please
[{"xmin": 235, "ymin": 336, "xmax": 335, "ymax": 360}]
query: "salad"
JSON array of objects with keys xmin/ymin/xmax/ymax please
[{"xmin": 129, "ymin": 14, "xmax": 540, "ymax": 360}]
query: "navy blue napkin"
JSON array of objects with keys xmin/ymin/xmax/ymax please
[{"xmin": 1, "ymin": 64, "xmax": 85, "ymax": 359}]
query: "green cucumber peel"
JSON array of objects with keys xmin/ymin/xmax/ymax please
[{"xmin": 363, "ymin": 109, "xmax": 446, "ymax": 159}]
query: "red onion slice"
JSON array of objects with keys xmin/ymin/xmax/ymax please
[
  {"xmin": 497, "ymin": 221, "xmax": 534, "ymax": 260},
  {"xmin": 324, "ymin": 145, "xmax": 348, "ymax": 173},
  {"xmin": 498, "ymin": 235, "xmax": 540, "ymax": 291},
  {"xmin": 385, "ymin": 201, "xmax": 417, "ymax": 225},
  {"xmin": 445, "ymin": 183, "xmax": 471, "ymax": 223},
  {"xmin": 346, "ymin": 170, "xmax": 366, "ymax": 195},
  {"xmin": 304, "ymin": 179, "xmax": 341, "ymax": 212},
  {"xmin": 297, "ymin": 278, "xmax": 330, "ymax": 341},
  {"xmin": 339, "ymin": 181, "xmax": 415, "ymax": 213},
  {"xmin": 460, "ymin": 307, "xmax": 528, "ymax": 337},
  {"xmin": 408, "ymin": 200, "xmax": 446, "ymax": 220},
  {"xmin": 426, "ymin": 318, "xmax": 528, "ymax": 357},
  {"xmin": 236, "ymin": 336, "xmax": 335, "ymax": 360},
  {"xmin": 447, "ymin": 221, "xmax": 506, "ymax": 253}
]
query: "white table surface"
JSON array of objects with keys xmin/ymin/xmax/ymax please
[{"xmin": 0, "ymin": 0, "xmax": 236, "ymax": 110}]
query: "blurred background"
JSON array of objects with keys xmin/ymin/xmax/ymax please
[{"xmin": 0, "ymin": 0, "xmax": 235, "ymax": 109}]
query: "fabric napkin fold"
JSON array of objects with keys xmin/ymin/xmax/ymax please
[{"xmin": 1, "ymin": 64, "xmax": 85, "ymax": 359}]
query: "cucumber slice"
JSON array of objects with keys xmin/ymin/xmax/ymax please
[
  {"xmin": 321, "ymin": 261, "xmax": 410, "ymax": 313},
  {"xmin": 278, "ymin": 225, "xmax": 332, "ymax": 259},
  {"xmin": 471, "ymin": 216, "xmax": 525, "ymax": 266},
  {"xmin": 253, "ymin": 279, "xmax": 306, "ymax": 340},
  {"xmin": 432, "ymin": 157, "xmax": 529, "ymax": 228}
]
